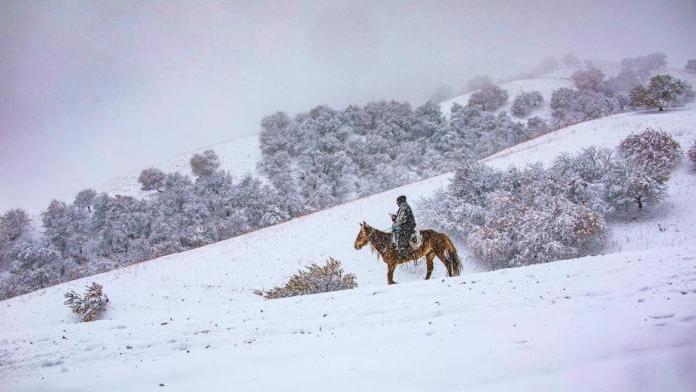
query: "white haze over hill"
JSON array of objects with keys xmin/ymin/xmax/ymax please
[{"xmin": 2, "ymin": 0, "xmax": 696, "ymax": 211}]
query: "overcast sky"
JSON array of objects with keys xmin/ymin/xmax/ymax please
[{"xmin": 1, "ymin": 0, "xmax": 695, "ymax": 211}]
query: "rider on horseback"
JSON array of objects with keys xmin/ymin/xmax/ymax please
[{"xmin": 390, "ymin": 195, "xmax": 416, "ymax": 259}]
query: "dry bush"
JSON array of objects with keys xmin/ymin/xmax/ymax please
[
  {"xmin": 258, "ymin": 258, "xmax": 357, "ymax": 299},
  {"xmin": 64, "ymin": 282, "xmax": 109, "ymax": 322}
]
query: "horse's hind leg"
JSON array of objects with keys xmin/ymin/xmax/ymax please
[
  {"xmin": 436, "ymin": 250, "xmax": 453, "ymax": 277},
  {"xmin": 425, "ymin": 252, "xmax": 435, "ymax": 280}
]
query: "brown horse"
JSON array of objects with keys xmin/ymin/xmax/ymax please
[{"xmin": 354, "ymin": 222, "xmax": 462, "ymax": 285}]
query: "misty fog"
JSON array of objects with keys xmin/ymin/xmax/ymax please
[{"xmin": 1, "ymin": 0, "xmax": 695, "ymax": 211}]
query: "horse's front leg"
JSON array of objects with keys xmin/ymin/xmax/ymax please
[{"xmin": 387, "ymin": 262, "xmax": 397, "ymax": 285}]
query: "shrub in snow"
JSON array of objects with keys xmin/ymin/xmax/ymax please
[
  {"xmin": 258, "ymin": 258, "xmax": 357, "ymax": 299},
  {"xmin": 618, "ymin": 129, "xmax": 682, "ymax": 183},
  {"xmin": 629, "ymin": 74, "xmax": 694, "ymax": 111},
  {"xmin": 468, "ymin": 84, "xmax": 509, "ymax": 111},
  {"xmin": 190, "ymin": 149, "xmax": 220, "ymax": 178},
  {"xmin": 687, "ymin": 60, "xmax": 696, "ymax": 73},
  {"xmin": 64, "ymin": 282, "xmax": 109, "ymax": 322},
  {"xmin": 688, "ymin": 140, "xmax": 696, "ymax": 170},
  {"xmin": 511, "ymin": 91, "xmax": 544, "ymax": 117},
  {"xmin": 138, "ymin": 168, "xmax": 166, "ymax": 191}
]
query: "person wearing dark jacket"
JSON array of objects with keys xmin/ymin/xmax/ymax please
[{"xmin": 390, "ymin": 195, "xmax": 416, "ymax": 259}]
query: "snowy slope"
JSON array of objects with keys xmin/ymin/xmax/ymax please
[
  {"xmin": 440, "ymin": 77, "xmax": 574, "ymax": 121},
  {"xmin": 93, "ymin": 134, "xmax": 261, "ymax": 199},
  {"xmin": 482, "ymin": 105, "xmax": 696, "ymax": 252},
  {"xmin": 88, "ymin": 71, "xmax": 576, "ymax": 200},
  {"xmin": 2, "ymin": 245, "xmax": 695, "ymax": 392},
  {"xmin": 2, "ymin": 101, "xmax": 696, "ymax": 390}
]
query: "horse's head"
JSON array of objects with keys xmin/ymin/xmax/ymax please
[{"xmin": 354, "ymin": 221, "xmax": 370, "ymax": 250}]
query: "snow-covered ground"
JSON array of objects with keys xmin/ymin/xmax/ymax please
[
  {"xmin": 93, "ymin": 134, "xmax": 261, "ymax": 199},
  {"xmin": 483, "ymin": 105, "xmax": 696, "ymax": 252},
  {"xmin": 2, "ymin": 245, "xmax": 695, "ymax": 391},
  {"xmin": 440, "ymin": 76, "xmax": 574, "ymax": 122},
  {"xmin": 2, "ymin": 101, "xmax": 696, "ymax": 390}
]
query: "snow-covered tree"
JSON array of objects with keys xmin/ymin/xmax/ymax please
[
  {"xmin": 621, "ymin": 52, "xmax": 667, "ymax": 80},
  {"xmin": 562, "ymin": 53, "xmax": 580, "ymax": 66},
  {"xmin": 467, "ymin": 187, "xmax": 605, "ymax": 268},
  {"xmin": 603, "ymin": 158, "xmax": 666, "ymax": 212},
  {"xmin": 138, "ymin": 168, "xmax": 166, "ymax": 192},
  {"xmin": 0, "ymin": 209, "xmax": 31, "ymax": 245},
  {"xmin": 526, "ymin": 116, "xmax": 549, "ymax": 136},
  {"xmin": 421, "ymin": 147, "xmax": 629, "ymax": 268},
  {"xmin": 572, "ymin": 67, "xmax": 606, "ymax": 92},
  {"xmin": 2, "ymin": 243, "xmax": 72, "ymax": 299},
  {"xmin": 618, "ymin": 129, "xmax": 682, "ymax": 183},
  {"xmin": 74, "ymin": 189, "xmax": 97, "ymax": 212},
  {"xmin": 605, "ymin": 68, "xmax": 640, "ymax": 95},
  {"xmin": 550, "ymin": 87, "xmax": 620, "ymax": 128},
  {"xmin": 0, "ymin": 209, "xmax": 32, "ymax": 271},
  {"xmin": 511, "ymin": 91, "xmax": 544, "ymax": 117},
  {"xmin": 629, "ymin": 74, "xmax": 694, "ymax": 111},
  {"xmin": 687, "ymin": 60, "xmax": 696, "ymax": 73},
  {"xmin": 468, "ymin": 84, "xmax": 509, "ymax": 111},
  {"xmin": 190, "ymin": 149, "xmax": 220, "ymax": 178},
  {"xmin": 688, "ymin": 140, "xmax": 696, "ymax": 170}
]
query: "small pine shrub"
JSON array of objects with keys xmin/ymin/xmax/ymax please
[
  {"xmin": 64, "ymin": 282, "xmax": 109, "ymax": 322},
  {"xmin": 259, "ymin": 258, "xmax": 357, "ymax": 299}
]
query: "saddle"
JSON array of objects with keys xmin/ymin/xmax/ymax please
[{"xmin": 409, "ymin": 231, "xmax": 423, "ymax": 250}]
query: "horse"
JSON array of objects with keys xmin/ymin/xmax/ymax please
[{"xmin": 354, "ymin": 221, "xmax": 462, "ymax": 285}]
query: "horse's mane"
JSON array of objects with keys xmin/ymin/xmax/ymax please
[{"xmin": 365, "ymin": 224, "xmax": 389, "ymax": 261}]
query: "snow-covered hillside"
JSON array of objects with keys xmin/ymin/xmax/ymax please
[
  {"xmin": 2, "ymin": 101, "xmax": 696, "ymax": 390},
  {"xmin": 440, "ymin": 76, "xmax": 573, "ymax": 122},
  {"xmin": 89, "ymin": 70, "xmax": 576, "ymax": 201},
  {"xmin": 93, "ymin": 134, "xmax": 260, "ymax": 199},
  {"xmin": 3, "ymin": 245, "xmax": 695, "ymax": 391}
]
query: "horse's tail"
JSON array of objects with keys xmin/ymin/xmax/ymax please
[{"xmin": 443, "ymin": 235, "xmax": 462, "ymax": 277}]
